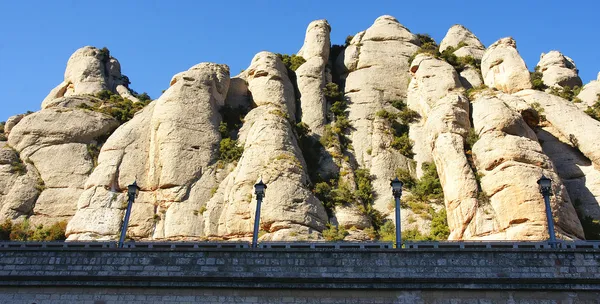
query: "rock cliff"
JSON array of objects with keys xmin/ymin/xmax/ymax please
[{"xmin": 2, "ymin": 16, "xmax": 600, "ymax": 242}]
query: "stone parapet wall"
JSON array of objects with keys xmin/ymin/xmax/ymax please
[{"xmin": 0, "ymin": 245, "xmax": 599, "ymax": 291}]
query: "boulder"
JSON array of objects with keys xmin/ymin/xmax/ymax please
[
  {"xmin": 67, "ymin": 63, "xmax": 231, "ymax": 240},
  {"xmin": 439, "ymin": 24, "xmax": 485, "ymax": 60},
  {"xmin": 537, "ymin": 51, "xmax": 582, "ymax": 88},
  {"xmin": 41, "ymin": 46, "xmax": 138, "ymax": 109},
  {"xmin": 1, "ymin": 108, "xmax": 118, "ymax": 226},
  {"xmin": 577, "ymin": 73, "xmax": 600, "ymax": 107},
  {"xmin": 4, "ymin": 114, "xmax": 25, "ymax": 136},
  {"xmin": 203, "ymin": 52, "xmax": 328, "ymax": 241},
  {"xmin": 459, "ymin": 65, "xmax": 483, "ymax": 90},
  {"xmin": 296, "ymin": 19, "xmax": 331, "ymax": 136},
  {"xmin": 481, "ymin": 38, "xmax": 532, "ymax": 93}
]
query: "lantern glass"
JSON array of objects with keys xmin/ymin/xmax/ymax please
[{"xmin": 390, "ymin": 177, "xmax": 403, "ymax": 191}]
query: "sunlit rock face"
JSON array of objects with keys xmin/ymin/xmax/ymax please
[{"xmin": 4, "ymin": 16, "xmax": 600, "ymax": 243}]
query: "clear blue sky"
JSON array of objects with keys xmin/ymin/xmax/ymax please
[{"xmin": 1, "ymin": 0, "xmax": 599, "ymax": 122}]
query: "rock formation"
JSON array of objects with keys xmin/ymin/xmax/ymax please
[
  {"xmin": 537, "ymin": 51, "xmax": 582, "ymax": 89},
  {"xmin": 439, "ymin": 25, "xmax": 484, "ymax": 90},
  {"xmin": 296, "ymin": 20, "xmax": 331, "ymax": 136},
  {"xmin": 481, "ymin": 38, "xmax": 532, "ymax": 93},
  {"xmin": 470, "ymin": 91, "xmax": 583, "ymax": 239},
  {"xmin": 439, "ymin": 24, "xmax": 485, "ymax": 60},
  {"xmin": 3, "ymin": 15, "xmax": 600, "ymax": 243},
  {"xmin": 42, "ymin": 46, "xmax": 139, "ymax": 109},
  {"xmin": 577, "ymin": 72, "xmax": 600, "ymax": 107}
]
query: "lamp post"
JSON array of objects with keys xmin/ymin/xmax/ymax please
[
  {"xmin": 390, "ymin": 177, "xmax": 404, "ymax": 249},
  {"xmin": 537, "ymin": 175, "xmax": 557, "ymax": 248},
  {"xmin": 118, "ymin": 181, "xmax": 140, "ymax": 248},
  {"xmin": 252, "ymin": 179, "xmax": 267, "ymax": 248}
]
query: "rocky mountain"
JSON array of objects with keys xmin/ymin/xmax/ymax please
[{"xmin": 2, "ymin": 16, "xmax": 600, "ymax": 242}]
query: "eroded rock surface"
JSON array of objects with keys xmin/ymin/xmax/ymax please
[
  {"xmin": 470, "ymin": 91, "xmax": 583, "ymax": 239},
  {"xmin": 577, "ymin": 72, "xmax": 600, "ymax": 107},
  {"xmin": 203, "ymin": 52, "xmax": 328, "ymax": 241},
  {"xmin": 482, "ymin": 38, "xmax": 532, "ymax": 93},
  {"xmin": 537, "ymin": 51, "xmax": 582, "ymax": 89},
  {"xmin": 42, "ymin": 46, "xmax": 138, "ymax": 109},
  {"xmin": 339, "ymin": 15, "xmax": 420, "ymax": 228},
  {"xmin": 407, "ymin": 54, "xmax": 480, "ymax": 240},
  {"xmin": 296, "ymin": 20, "xmax": 331, "ymax": 136},
  {"xmin": 67, "ymin": 63, "xmax": 230, "ymax": 240},
  {"xmin": 439, "ymin": 24, "xmax": 485, "ymax": 60}
]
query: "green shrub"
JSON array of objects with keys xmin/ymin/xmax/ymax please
[
  {"xmin": 391, "ymin": 134, "xmax": 414, "ymax": 158},
  {"xmin": 87, "ymin": 143, "xmax": 100, "ymax": 168},
  {"xmin": 0, "ymin": 219, "xmax": 12, "ymax": 240},
  {"xmin": 78, "ymin": 90, "xmax": 151, "ymax": 124},
  {"xmin": 322, "ymin": 223, "xmax": 348, "ymax": 241},
  {"xmin": 580, "ymin": 216, "xmax": 600, "ymax": 240},
  {"xmin": 354, "ymin": 169, "xmax": 373, "ymax": 204},
  {"xmin": 345, "ymin": 35, "xmax": 354, "ymax": 46},
  {"xmin": 218, "ymin": 138, "xmax": 243, "ymax": 163},
  {"xmin": 378, "ymin": 221, "xmax": 396, "ymax": 243},
  {"xmin": 395, "ymin": 168, "xmax": 417, "ymax": 190},
  {"xmin": 583, "ymin": 94, "xmax": 600, "ymax": 122},
  {"xmin": 9, "ymin": 219, "xmax": 31, "ymax": 241},
  {"xmin": 530, "ymin": 70, "xmax": 546, "ymax": 91},
  {"xmin": 30, "ymin": 221, "xmax": 67, "ymax": 241},
  {"xmin": 416, "ymin": 34, "xmax": 436, "ymax": 46},
  {"xmin": 530, "ymin": 102, "xmax": 547, "ymax": 123},
  {"xmin": 411, "ymin": 162, "xmax": 444, "ymax": 201},
  {"xmin": 277, "ymin": 54, "xmax": 306, "ymax": 71},
  {"xmin": 0, "ymin": 121, "xmax": 5, "ymax": 141},
  {"xmin": 549, "ymin": 85, "xmax": 582, "ymax": 102},
  {"xmin": 464, "ymin": 128, "xmax": 479, "ymax": 151},
  {"xmin": 429, "ymin": 208, "xmax": 450, "ymax": 240},
  {"xmin": 98, "ymin": 47, "xmax": 110, "ymax": 62}
]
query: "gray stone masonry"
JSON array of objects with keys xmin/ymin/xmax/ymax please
[{"xmin": 0, "ymin": 245, "xmax": 599, "ymax": 291}]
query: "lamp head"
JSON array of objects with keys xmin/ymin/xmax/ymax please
[
  {"xmin": 390, "ymin": 177, "xmax": 403, "ymax": 197},
  {"xmin": 537, "ymin": 175, "xmax": 552, "ymax": 196},
  {"xmin": 128, "ymin": 181, "xmax": 140, "ymax": 198},
  {"xmin": 254, "ymin": 179, "xmax": 267, "ymax": 196}
]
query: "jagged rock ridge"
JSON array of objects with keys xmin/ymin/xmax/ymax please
[{"xmin": 2, "ymin": 16, "xmax": 600, "ymax": 242}]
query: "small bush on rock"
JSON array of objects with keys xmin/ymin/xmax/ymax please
[
  {"xmin": 277, "ymin": 54, "xmax": 306, "ymax": 71},
  {"xmin": 322, "ymin": 223, "xmax": 348, "ymax": 241},
  {"xmin": 584, "ymin": 94, "xmax": 600, "ymax": 122}
]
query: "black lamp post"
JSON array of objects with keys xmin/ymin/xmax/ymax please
[
  {"xmin": 390, "ymin": 177, "xmax": 404, "ymax": 248},
  {"xmin": 118, "ymin": 181, "xmax": 140, "ymax": 248},
  {"xmin": 252, "ymin": 179, "xmax": 267, "ymax": 248},
  {"xmin": 537, "ymin": 175, "xmax": 557, "ymax": 248}
]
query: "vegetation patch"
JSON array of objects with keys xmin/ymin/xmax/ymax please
[
  {"xmin": 549, "ymin": 85, "xmax": 582, "ymax": 103},
  {"xmin": 409, "ymin": 35, "xmax": 480, "ymax": 73},
  {"xmin": 530, "ymin": 102, "xmax": 547, "ymax": 123},
  {"xmin": 376, "ymin": 100, "xmax": 419, "ymax": 158},
  {"xmin": 277, "ymin": 54, "xmax": 306, "ymax": 72},
  {"xmin": 78, "ymin": 90, "xmax": 152, "ymax": 124},
  {"xmin": 0, "ymin": 121, "xmax": 6, "ymax": 141},
  {"xmin": 87, "ymin": 143, "xmax": 100, "ymax": 168},
  {"xmin": 218, "ymin": 105, "xmax": 248, "ymax": 164},
  {"xmin": 322, "ymin": 222, "xmax": 349, "ymax": 241},
  {"xmin": 584, "ymin": 94, "xmax": 600, "ymax": 122},
  {"xmin": 320, "ymin": 83, "xmax": 352, "ymax": 150},
  {"xmin": 0, "ymin": 219, "xmax": 67, "ymax": 241},
  {"xmin": 530, "ymin": 67, "xmax": 546, "ymax": 91}
]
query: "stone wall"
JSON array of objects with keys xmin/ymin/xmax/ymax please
[{"xmin": 0, "ymin": 245, "xmax": 599, "ymax": 303}]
